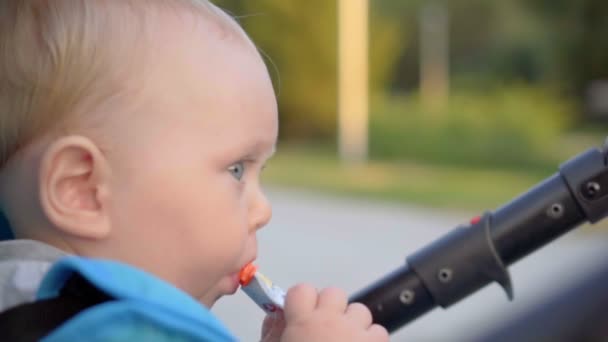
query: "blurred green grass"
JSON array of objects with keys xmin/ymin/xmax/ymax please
[
  {"xmin": 263, "ymin": 131, "xmax": 605, "ymax": 212},
  {"xmin": 263, "ymin": 87, "xmax": 606, "ymax": 212},
  {"xmin": 263, "ymin": 145, "xmax": 544, "ymax": 211},
  {"xmin": 369, "ymin": 87, "xmax": 573, "ymax": 172},
  {"xmin": 263, "ymin": 86, "xmax": 608, "ymax": 229}
]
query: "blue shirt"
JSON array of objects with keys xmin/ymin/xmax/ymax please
[{"xmin": 37, "ymin": 257, "xmax": 237, "ymax": 342}]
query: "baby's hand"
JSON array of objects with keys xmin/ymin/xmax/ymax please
[
  {"xmin": 261, "ymin": 312, "xmax": 286, "ymax": 342},
  {"xmin": 278, "ymin": 284, "xmax": 389, "ymax": 342}
]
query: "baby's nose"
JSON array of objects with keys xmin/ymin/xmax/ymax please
[{"xmin": 249, "ymin": 190, "xmax": 272, "ymax": 231}]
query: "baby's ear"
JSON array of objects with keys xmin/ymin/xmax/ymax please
[{"xmin": 39, "ymin": 136, "xmax": 112, "ymax": 240}]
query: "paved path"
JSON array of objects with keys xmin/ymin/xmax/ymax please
[{"xmin": 213, "ymin": 188, "xmax": 608, "ymax": 341}]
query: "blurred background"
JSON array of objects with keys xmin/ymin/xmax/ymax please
[
  {"xmin": 210, "ymin": 0, "xmax": 608, "ymax": 340},
  {"xmin": 212, "ymin": 0, "xmax": 608, "ymax": 211}
]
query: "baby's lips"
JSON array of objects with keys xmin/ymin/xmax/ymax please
[{"xmin": 239, "ymin": 262, "xmax": 258, "ymax": 286}]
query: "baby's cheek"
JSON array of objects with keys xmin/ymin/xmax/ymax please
[{"xmin": 207, "ymin": 210, "xmax": 249, "ymax": 252}]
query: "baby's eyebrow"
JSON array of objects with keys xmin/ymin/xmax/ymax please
[
  {"xmin": 243, "ymin": 142, "xmax": 276, "ymax": 160},
  {"xmin": 261, "ymin": 144, "xmax": 276, "ymax": 160},
  {"xmin": 267, "ymin": 144, "xmax": 277, "ymax": 158}
]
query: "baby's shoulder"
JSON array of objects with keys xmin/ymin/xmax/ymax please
[{"xmin": 43, "ymin": 257, "xmax": 237, "ymax": 341}]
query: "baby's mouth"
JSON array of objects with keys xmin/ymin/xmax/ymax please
[{"xmin": 238, "ymin": 262, "xmax": 257, "ymax": 286}]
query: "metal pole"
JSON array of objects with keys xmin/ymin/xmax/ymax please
[
  {"xmin": 338, "ymin": 0, "xmax": 369, "ymax": 163},
  {"xmin": 419, "ymin": 2, "xmax": 449, "ymax": 115}
]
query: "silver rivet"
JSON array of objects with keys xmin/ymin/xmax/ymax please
[
  {"xmin": 399, "ymin": 289, "xmax": 415, "ymax": 305},
  {"xmin": 546, "ymin": 203, "xmax": 564, "ymax": 219},
  {"xmin": 438, "ymin": 268, "xmax": 453, "ymax": 283},
  {"xmin": 587, "ymin": 182, "xmax": 601, "ymax": 197}
]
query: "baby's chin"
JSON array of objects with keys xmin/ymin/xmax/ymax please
[
  {"xmin": 200, "ymin": 273, "xmax": 241, "ymax": 307},
  {"xmin": 220, "ymin": 272, "xmax": 241, "ymax": 295}
]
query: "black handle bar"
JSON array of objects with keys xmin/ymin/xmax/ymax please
[{"xmin": 350, "ymin": 138, "xmax": 608, "ymax": 333}]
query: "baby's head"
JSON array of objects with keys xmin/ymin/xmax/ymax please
[{"xmin": 0, "ymin": 0, "xmax": 277, "ymax": 306}]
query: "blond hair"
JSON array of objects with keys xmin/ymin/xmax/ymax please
[{"xmin": 0, "ymin": 0, "xmax": 250, "ymax": 168}]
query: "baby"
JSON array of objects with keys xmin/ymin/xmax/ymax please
[{"xmin": 0, "ymin": 1, "xmax": 388, "ymax": 341}]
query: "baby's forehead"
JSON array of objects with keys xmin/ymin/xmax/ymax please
[
  {"xmin": 101, "ymin": 1, "xmax": 257, "ymax": 95},
  {"xmin": 88, "ymin": 4, "xmax": 271, "ymax": 135},
  {"xmin": 67, "ymin": 1, "xmax": 256, "ymax": 122},
  {"xmin": 107, "ymin": 1, "xmax": 252, "ymax": 55}
]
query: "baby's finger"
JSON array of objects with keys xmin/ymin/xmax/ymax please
[
  {"xmin": 345, "ymin": 302, "xmax": 373, "ymax": 327},
  {"xmin": 283, "ymin": 283, "xmax": 318, "ymax": 320},
  {"xmin": 367, "ymin": 323, "xmax": 390, "ymax": 342},
  {"xmin": 316, "ymin": 287, "xmax": 348, "ymax": 312},
  {"xmin": 261, "ymin": 312, "xmax": 285, "ymax": 342}
]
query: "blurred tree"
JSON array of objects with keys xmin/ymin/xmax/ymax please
[
  {"xmin": 387, "ymin": 0, "xmax": 557, "ymax": 92},
  {"xmin": 385, "ymin": 0, "xmax": 608, "ymax": 122},
  {"xmin": 239, "ymin": 1, "xmax": 338, "ymax": 140},
  {"xmin": 212, "ymin": 0, "xmax": 608, "ymax": 142},
  {"xmin": 524, "ymin": 0, "xmax": 608, "ymax": 121},
  {"xmin": 214, "ymin": 0, "xmax": 404, "ymax": 141}
]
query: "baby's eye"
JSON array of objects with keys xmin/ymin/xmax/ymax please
[{"xmin": 228, "ymin": 161, "xmax": 245, "ymax": 181}]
